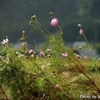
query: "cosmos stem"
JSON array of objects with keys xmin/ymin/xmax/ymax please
[
  {"xmin": 82, "ymin": 33, "xmax": 92, "ymax": 51},
  {"xmin": 35, "ymin": 19, "xmax": 51, "ymax": 35},
  {"xmin": 57, "ymin": 25, "xmax": 63, "ymax": 35}
]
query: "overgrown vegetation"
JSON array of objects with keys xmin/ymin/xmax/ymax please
[{"xmin": 0, "ymin": 12, "xmax": 100, "ymax": 100}]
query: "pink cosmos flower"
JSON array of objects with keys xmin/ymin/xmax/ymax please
[
  {"xmin": 62, "ymin": 52, "xmax": 68, "ymax": 57},
  {"xmin": 29, "ymin": 49, "xmax": 34, "ymax": 54},
  {"xmin": 39, "ymin": 51, "xmax": 44, "ymax": 57},
  {"xmin": 50, "ymin": 18, "xmax": 58, "ymax": 26},
  {"xmin": 1, "ymin": 38, "xmax": 9, "ymax": 44},
  {"xmin": 79, "ymin": 29, "xmax": 83, "ymax": 35},
  {"xmin": 47, "ymin": 49, "xmax": 50, "ymax": 52},
  {"xmin": 84, "ymin": 55, "xmax": 88, "ymax": 61},
  {"xmin": 76, "ymin": 54, "xmax": 81, "ymax": 59}
]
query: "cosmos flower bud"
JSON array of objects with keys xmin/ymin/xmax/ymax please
[
  {"xmin": 49, "ymin": 12, "xmax": 53, "ymax": 16},
  {"xmin": 22, "ymin": 31, "xmax": 25, "ymax": 34},
  {"xmin": 31, "ymin": 15, "xmax": 37, "ymax": 20},
  {"xmin": 78, "ymin": 46, "xmax": 82, "ymax": 50},
  {"xmin": 78, "ymin": 24, "xmax": 82, "ymax": 28},
  {"xmin": 50, "ymin": 18, "xmax": 58, "ymax": 26},
  {"xmin": 22, "ymin": 42, "xmax": 26, "ymax": 46},
  {"xmin": 29, "ymin": 21, "xmax": 33, "ymax": 25}
]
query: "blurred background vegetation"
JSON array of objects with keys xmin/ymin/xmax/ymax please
[{"xmin": 0, "ymin": 0, "xmax": 100, "ymax": 45}]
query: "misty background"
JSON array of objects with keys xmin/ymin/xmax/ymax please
[{"xmin": 0, "ymin": 0, "xmax": 100, "ymax": 48}]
